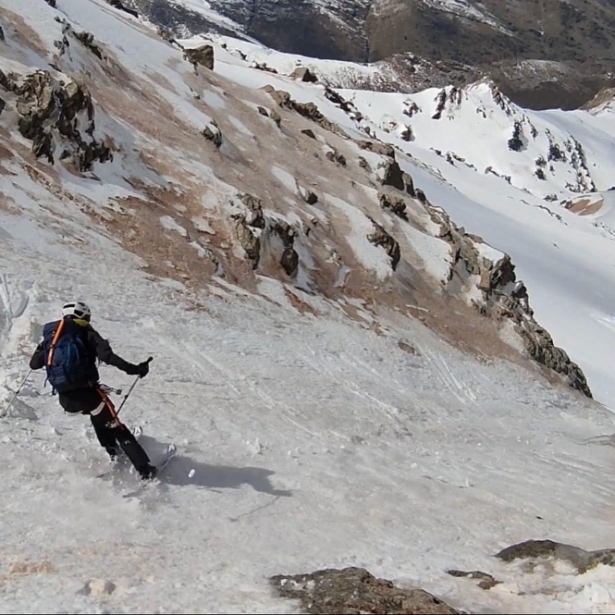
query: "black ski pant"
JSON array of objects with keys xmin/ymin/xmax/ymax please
[
  {"xmin": 59, "ymin": 385, "xmax": 152, "ymax": 476},
  {"xmin": 90, "ymin": 402, "xmax": 151, "ymax": 474}
]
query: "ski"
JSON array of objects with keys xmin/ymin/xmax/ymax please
[{"xmin": 122, "ymin": 443, "xmax": 177, "ymax": 498}]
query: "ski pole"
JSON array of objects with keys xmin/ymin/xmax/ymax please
[
  {"xmin": 1, "ymin": 369, "xmax": 32, "ymax": 418},
  {"xmin": 116, "ymin": 357, "xmax": 152, "ymax": 416}
]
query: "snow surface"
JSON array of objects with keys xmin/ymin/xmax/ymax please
[{"xmin": 3, "ymin": 1, "xmax": 615, "ymax": 613}]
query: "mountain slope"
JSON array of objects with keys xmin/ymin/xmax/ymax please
[
  {"xmin": 3, "ymin": 1, "xmax": 615, "ymax": 613},
  {"xmin": 129, "ymin": 0, "xmax": 615, "ymax": 109}
]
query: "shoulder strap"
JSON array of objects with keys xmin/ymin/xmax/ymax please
[{"xmin": 46, "ymin": 318, "xmax": 66, "ymax": 367}]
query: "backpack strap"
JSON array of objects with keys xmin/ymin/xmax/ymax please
[
  {"xmin": 46, "ymin": 318, "xmax": 66, "ymax": 367},
  {"xmin": 45, "ymin": 318, "xmax": 66, "ymax": 394}
]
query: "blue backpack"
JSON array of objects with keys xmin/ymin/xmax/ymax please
[{"xmin": 42, "ymin": 319, "xmax": 96, "ymax": 393}]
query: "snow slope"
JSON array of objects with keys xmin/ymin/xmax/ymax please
[{"xmin": 3, "ymin": 1, "xmax": 615, "ymax": 614}]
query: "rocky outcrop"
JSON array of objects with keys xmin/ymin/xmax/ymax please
[
  {"xmin": 270, "ymin": 220, "xmax": 299, "ymax": 276},
  {"xmin": 496, "ymin": 539, "xmax": 615, "ymax": 575},
  {"xmin": 427, "ymin": 201, "xmax": 592, "ymax": 397},
  {"xmin": 379, "ymin": 160, "xmax": 415, "ymax": 197},
  {"xmin": 358, "ymin": 140, "xmax": 396, "ymax": 159},
  {"xmin": 183, "ymin": 44, "xmax": 214, "ymax": 71},
  {"xmin": 262, "ymin": 86, "xmax": 347, "ymax": 137},
  {"xmin": 73, "ymin": 31, "xmax": 104, "ymax": 60},
  {"xmin": 380, "ymin": 192, "xmax": 408, "ymax": 221},
  {"xmin": 290, "ymin": 66, "xmax": 318, "ymax": 83},
  {"xmin": 368, "ymin": 217, "xmax": 401, "ymax": 271},
  {"xmin": 446, "ymin": 569, "xmax": 501, "ymax": 590},
  {"xmin": 201, "ymin": 121, "xmax": 222, "ymax": 147},
  {"xmin": 105, "ymin": 0, "xmax": 139, "ymax": 19},
  {"xmin": 0, "ymin": 70, "xmax": 112, "ymax": 171},
  {"xmin": 270, "ymin": 567, "xmax": 459, "ymax": 614}
]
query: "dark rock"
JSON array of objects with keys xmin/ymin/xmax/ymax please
[
  {"xmin": 234, "ymin": 218, "xmax": 260, "ymax": 269},
  {"xmin": 257, "ymin": 106, "xmax": 269, "ymax": 116},
  {"xmin": 271, "ymin": 220, "xmax": 299, "ymax": 276},
  {"xmin": 380, "ymin": 160, "xmax": 415, "ymax": 196},
  {"xmin": 74, "ymin": 31, "xmax": 104, "ymax": 60},
  {"xmin": 325, "ymin": 148, "xmax": 346, "ymax": 166},
  {"xmin": 183, "ymin": 44, "xmax": 214, "ymax": 71},
  {"xmin": 303, "ymin": 190, "xmax": 318, "ymax": 205},
  {"xmin": 290, "ymin": 66, "xmax": 318, "ymax": 83},
  {"xmin": 104, "ymin": 0, "xmax": 138, "ymax": 18},
  {"xmin": 44, "ymin": 0, "xmax": 57, "ymax": 7},
  {"xmin": 12, "ymin": 71, "xmax": 111, "ymax": 171},
  {"xmin": 428, "ymin": 203, "xmax": 592, "ymax": 397},
  {"xmin": 357, "ymin": 140, "xmax": 396, "ymax": 159},
  {"xmin": 301, "ymin": 128, "xmax": 316, "ymax": 139},
  {"xmin": 368, "ymin": 217, "xmax": 401, "ymax": 270},
  {"xmin": 0, "ymin": 97, "xmax": 5, "ymax": 115},
  {"xmin": 269, "ymin": 110, "xmax": 281, "ymax": 126},
  {"xmin": 0, "ymin": 25, "xmax": 4, "ymax": 42},
  {"xmin": 253, "ymin": 62, "xmax": 277, "ymax": 73},
  {"xmin": 239, "ymin": 193, "xmax": 265, "ymax": 228},
  {"xmin": 380, "ymin": 192, "xmax": 408, "ymax": 220},
  {"xmin": 201, "ymin": 122, "xmax": 222, "ymax": 147},
  {"xmin": 270, "ymin": 567, "xmax": 459, "ymax": 614}
]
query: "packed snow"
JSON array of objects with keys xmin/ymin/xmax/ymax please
[{"xmin": 3, "ymin": 0, "xmax": 615, "ymax": 614}]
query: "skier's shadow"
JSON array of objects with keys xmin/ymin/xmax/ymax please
[{"xmin": 140, "ymin": 435, "xmax": 292, "ymax": 497}]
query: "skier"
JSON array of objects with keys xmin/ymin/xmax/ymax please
[{"xmin": 28, "ymin": 301, "xmax": 158, "ymax": 480}]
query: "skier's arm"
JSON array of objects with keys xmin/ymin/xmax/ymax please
[
  {"xmin": 29, "ymin": 342, "xmax": 45, "ymax": 370},
  {"xmin": 87, "ymin": 328, "xmax": 140, "ymax": 375}
]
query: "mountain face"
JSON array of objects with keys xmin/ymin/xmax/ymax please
[{"xmin": 129, "ymin": 0, "xmax": 615, "ymax": 109}]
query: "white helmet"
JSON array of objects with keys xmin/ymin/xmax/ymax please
[{"xmin": 62, "ymin": 301, "xmax": 92, "ymax": 321}]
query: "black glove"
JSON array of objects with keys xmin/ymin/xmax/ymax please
[{"xmin": 135, "ymin": 360, "xmax": 150, "ymax": 378}]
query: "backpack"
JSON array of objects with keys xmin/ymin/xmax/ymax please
[{"xmin": 42, "ymin": 318, "xmax": 96, "ymax": 393}]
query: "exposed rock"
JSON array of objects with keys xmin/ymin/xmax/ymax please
[
  {"xmin": 9, "ymin": 70, "xmax": 111, "ymax": 171},
  {"xmin": 428, "ymin": 203, "xmax": 592, "ymax": 397},
  {"xmin": 291, "ymin": 66, "xmax": 318, "ymax": 83},
  {"xmin": 73, "ymin": 31, "xmax": 104, "ymax": 60},
  {"xmin": 257, "ymin": 106, "xmax": 269, "ymax": 117},
  {"xmin": 234, "ymin": 217, "xmax": 260, "ymax": 269},
  {"xmin": 104, "ymin": 0, "xmax": 138, "ymax": 19},
  {"xmin": 496, "ymin": 538, "xmax": 615, "ymax": 575},
  {"xmin": 263, "ymin": 86, "xmax": 347, "ymax": 136},
  {"xmin": 269, "ymin": 110, "xmax": 281, "ymax": 127},
  {"xmin": 357, "ymin": 140, "xmax": 396, "ymax": 159},
  {"xmin": 201, "ymin": 122, "xmax": 222, "ymax": 147},
  {"xmin": 254, "ymin": 62, "xmax": 277, "ymax": 74},
  {"xmin": 398, "ymin": 340, "xmax": 419, "ymax": 355},
  {"xmin": 446, "ymin": 569, "xmax": 501, "ymax": 590},
  {"xmin": 0, "ymin": 97, "xmax": 5, "ymax": 115},
  {"xmin": 183, "ymin": 44, "xmax": 214, "ymax": 71},
  {"xmin": 301, "ymin": 128, "xmax": 316, "ymax": 139},
  {"xmin": 358, "ymin": 156, "xmax": 371, "ymax": 171},
  {"xmin": 368, "ymin": 217, "xmax": 400, "ymax": 271},
  {"xmin": 380, "ymin": 160, "xmax": 415, "ymax": 196},
  {"xmin": 270, "ymin": 220, "xmax": 299, "ymax": 276},
  {"xmin": 299, "ymin": 187, "xmax": 318, "ymax": 204},
  {"xmin": 325, "ymin": 148, "xmax": 346, "ymax": 166},
  {"xmin": 239, "ymin": 193, "xmax": 265, "ymax": 228},
  {"xmin": 44, "ymin": 0, "xmax": 57, "ymax": 7},
  {"xmin": 270, "ymin": 567, "xmax": 459, "ymax": 614},
  {"xmin": 380, "ymin": 192, "xmax": 408, "ymax": 221},
  {"xmin": 0, "ymin": 25, "xmax": 4, "ymax": 42}
]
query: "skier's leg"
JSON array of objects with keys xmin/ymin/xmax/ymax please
[
  {"xmin": 95, "ymin": 387, "xmax": 157, "ymax": 479},
  {"xmin": 89, "ymin": 402, "xmax": 120, "ymax": 460}
]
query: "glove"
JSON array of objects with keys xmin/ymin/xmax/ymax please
[{"xmin": 135, "ymin": 360, "xmax": 150, "ymax": 378}]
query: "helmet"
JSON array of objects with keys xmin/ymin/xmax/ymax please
[{"xmin": 62, "ymin": 301, "xmax": 92, "ymax": 322}]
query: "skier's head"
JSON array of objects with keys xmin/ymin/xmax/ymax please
[{"xmin": 62, "ymin": 301, "xmax": 91, "ymax": 323}]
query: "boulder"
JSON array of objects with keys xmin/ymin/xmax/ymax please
[
  {"xmin": 357, "ymin": 140, "xmax": 396, "ymax": 159},
  {"xmin": 12, "ymin": 70, "xmax": 111, "ymax": 171},
  {"xmin": 183, "ymin": 45, "xmax": 214, "ymax": 71},
  {"xmin": 368, "ymin": 217, "xmax": 401, "ymax": 270},
  {"xmin": 380, "ymin": 160, "xmax": 415, "ymax": 196},
  {"xmin": 201, "ymin": 122, "xmax": 222, "ymax": 147},
  {"xmin": 290, "ymin": 67, "xmax": 318, "ymax": 83},
  {"xmin": 380, "ymin": 192, "xmax": 408, "ymax": 221},
  {"xmin": 270, "ymin": 567, "xmax": 459, "ymax": 614}
]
